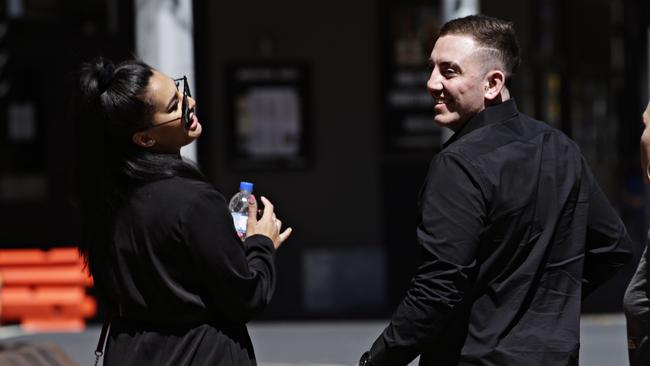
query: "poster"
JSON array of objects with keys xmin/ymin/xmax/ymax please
[{"xmin": 227, "ymin": 63, "xmax": 309, "ymax": 169}]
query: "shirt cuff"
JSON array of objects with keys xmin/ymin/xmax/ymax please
[
  {"xmin": 369, "ymin": 333, "xmax": 418, "ymax": 366},
  {"xmin": 369, "ymin": 335, "xmax": 394, "ymax": 366},
  {"xmin": 244, "ymin": 234, "xmax": 275, "ymax": 251}
]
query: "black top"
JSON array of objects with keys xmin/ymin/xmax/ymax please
[
  {"xmin": 624, "ymin": 246, "xmax": 650, "ymax": 365},
  {"xmin": 99, "ymin": 176, "xmax": 276, "ymax": 366},
  {"xmin": 369, "ymin": 100, "xmax": 632, "ymax": 366}
]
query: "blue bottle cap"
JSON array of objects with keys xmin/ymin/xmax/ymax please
[{"xmin": 240, "ymin": 181, "xmax": 254, "ymax": 192}]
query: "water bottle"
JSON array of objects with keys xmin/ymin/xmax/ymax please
[{"xmin": 229, "ymin": 181, "xmax": 254, "ymax": 240}]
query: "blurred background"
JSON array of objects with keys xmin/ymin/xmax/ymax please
[{"xmin": 0, "ymin": 0, "xmax": 649, "ymax": 362}]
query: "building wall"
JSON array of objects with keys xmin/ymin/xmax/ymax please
[{"xmin": 193, "ymin": 0, "xmax": 384, "ymax": 317}]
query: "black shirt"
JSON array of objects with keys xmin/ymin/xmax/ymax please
[
  {"xmin": 369, "ymin": 100, "xmax": 632, "ymax": 365},
  {"xmin": 98, "ymin": 176, "xmax": 276, "ymax": 366}
]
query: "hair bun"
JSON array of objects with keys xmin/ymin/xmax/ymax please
[
  {"xmin": 96, "ymin": 59, "xmax": 115, "ymax": 94},
  {"xmin": 79, "ymin": 57, "xmax": 116, "ymax": 100}
]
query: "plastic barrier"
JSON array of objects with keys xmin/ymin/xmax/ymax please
[{"xmin": 0, "ymin": 248, "xmax": 96, "ymax": 332}]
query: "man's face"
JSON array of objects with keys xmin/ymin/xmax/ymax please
[{"xmin": 427, "ymin": 34, "xmax": 489, "ymax": 131}]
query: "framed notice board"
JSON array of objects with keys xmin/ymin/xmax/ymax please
[{"xmin": 226, "ymin": 62, "xmax": 310, "ymax": 170}]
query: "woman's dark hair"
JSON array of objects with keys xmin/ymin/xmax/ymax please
[{"xmin": 74, "ymin": 57, "xmax": 204, "ymax": 279}]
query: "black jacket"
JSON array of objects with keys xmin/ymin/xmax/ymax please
[
  {"xmin": 99, "ymin": 176, "xmax": 275, "ymax": 366},
  {"xmin": 369, "ymin": 100, "xmax": 632, "ymax": 365}
]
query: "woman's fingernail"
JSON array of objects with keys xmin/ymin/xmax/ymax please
[{"xmin": 249, "ymin": 195, "xmax": 256, "ymax": 204}]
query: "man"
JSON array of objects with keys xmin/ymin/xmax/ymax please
[
  {"xmin": 623, "ymin": 100, "xmax": 650, "ymax": 366},
  {"xmin": 359, "ymin": 15, "xmax": 632, "ymax": 366}
]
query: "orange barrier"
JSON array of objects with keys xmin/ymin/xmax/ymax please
[
  {"xmin": 0, "ymin": 248, "xmax": 82, "ymax": 266},
  {"xmin": 1, "ymin": 266, "xmax": 94, "ymax": 286},
  {"xmin": 0, "ymin": 248, "xmax": 96, "ymax": 332}
]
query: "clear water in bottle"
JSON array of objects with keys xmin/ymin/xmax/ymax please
[{"xmin": 229, "ymin": 181, "xmax": 254, "ymax": 240}]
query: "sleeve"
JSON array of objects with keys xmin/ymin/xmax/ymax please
[
  {"xmin": 180, "ymin": 187, "xmax": 276, "ymax": 323},
  {"xmin": 369, "ymin": 153, "xmax": 486, "ymax": 365},
  {"xmin": 582, "ymin": 163, "xmax": 633, "ymax": 297},
  {"xmin": 624, "ymin": 246, "xmax": 650, "ymax": 357}
]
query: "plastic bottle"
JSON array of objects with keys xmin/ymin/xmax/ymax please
[{"xmin": 229, "ymin": 181, "xmax": 254, "ymax": 240}]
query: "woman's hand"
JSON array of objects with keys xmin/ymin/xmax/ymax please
[{"xmin": 246, "ymin": 195, "xmax": 292, "ymax": 249}]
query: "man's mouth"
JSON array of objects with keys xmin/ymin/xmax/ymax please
[{"xmin": 434, "ymin": 97, "xmax": 448, "ymax": 106}]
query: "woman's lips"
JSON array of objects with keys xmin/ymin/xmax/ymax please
[{"xmin": 189, "ymin": 114, "xmax": 199, "ymax": 130}]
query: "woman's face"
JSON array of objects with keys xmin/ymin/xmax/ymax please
[{"xmin": 132, "ymin": 70, "xmax": 202, "ymax": 153}]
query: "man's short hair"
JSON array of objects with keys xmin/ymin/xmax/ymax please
[{"xmin": 438, "ymin": 14, "xmax": 521, "ymax": 80}]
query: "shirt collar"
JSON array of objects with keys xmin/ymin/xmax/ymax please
[{"xmin": 442, "ymin": 99, "xmax": 519, "ymax": 149}]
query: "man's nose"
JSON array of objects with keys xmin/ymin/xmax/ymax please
[{"xmin": 427, "ymin": 71, "xmax": 443, "ymax": 93}]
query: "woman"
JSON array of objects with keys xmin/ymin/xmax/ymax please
[{"xmin": 74, "ymin": 57, "xmax": 292, "ymax": 365}]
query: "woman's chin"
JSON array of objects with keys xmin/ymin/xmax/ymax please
[{"xmin": 187, "ymin": 124, "xmax": 202, "ymax": 140}]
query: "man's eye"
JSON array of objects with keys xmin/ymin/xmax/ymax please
[{"xmin": 169, "ymin": 102, "xmax": 178, "ymax": 113}]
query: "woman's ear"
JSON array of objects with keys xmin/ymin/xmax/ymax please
[
  {"xmin": 132, "ymin": 131, "xmax": 156, "ymax": 148},
  {"xmin": 484, "ymin": 70, "xmax": 506, "ymax": 101}
]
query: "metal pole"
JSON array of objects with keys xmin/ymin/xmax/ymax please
[
  {"xmin": 442, "ymin": 0, "xmax": 479, "ymax": 22},
  {"xmin": 134, "ymin": 0, "xmax": 198, "ymax": 162}
]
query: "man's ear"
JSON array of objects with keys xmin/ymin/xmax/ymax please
[
  {"xmin": 484, "ymin": 70, "xmax": 506, "ymax": 101},
  {"xmin": 132, "ymin": 131, "xmax": 156, "ymax": 148}
]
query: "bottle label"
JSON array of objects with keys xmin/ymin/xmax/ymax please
[{"xmin": 231, "ymin": 212, "xmax": 248, "ymax": 239}]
